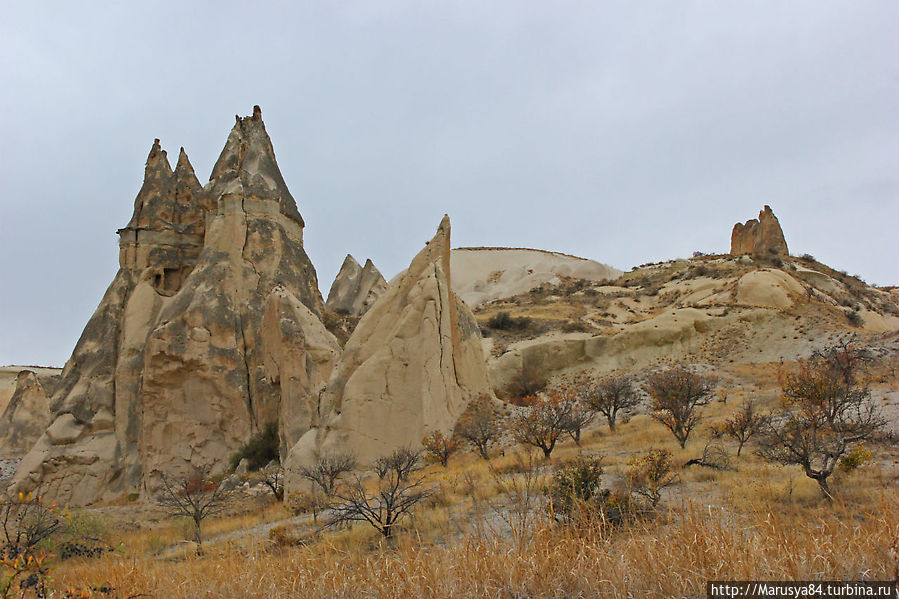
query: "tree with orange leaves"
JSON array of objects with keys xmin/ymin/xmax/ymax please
[
  {"xmin": 758, "ymin": 339, "xmax": 885, "ymax": 500},
  {"xmin": 510, "ymin": 392, "xmax": 576, "ymax": 458}
]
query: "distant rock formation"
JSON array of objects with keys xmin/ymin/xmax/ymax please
[
  {"xmin": 10, "ymin": 107, "xmax": 330, "ymax": 505},
  {"xmin": 0, "ymin": 371, "xmax": 51, "ymax": 458},
  {"xmin": 450, "ymin": 248, "xmax": 621, "ymax": 307},
  {"xmin": 285, "ymin": 216, "xmax": 493, "ymax": 491},
  {"xmin": 325, "ymin": 255, "xmax": 388, "ymax": 316},
  {"xmin": 730, "ymin": 205, "xmax": 789, "ymax": 257}
]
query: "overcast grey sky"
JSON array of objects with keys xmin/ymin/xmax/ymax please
[{"xmin": 1, "ymin": 1, "xmax": 896, "ymax": 366}]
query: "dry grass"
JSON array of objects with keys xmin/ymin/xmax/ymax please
[{"xmin": 52, "ymin": 494, "xmax": 898, "ymax": 598}]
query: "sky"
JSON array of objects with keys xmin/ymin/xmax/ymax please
[{"xmin": 1, "ymin": 1, "xmax": 897, "ymax": 367}]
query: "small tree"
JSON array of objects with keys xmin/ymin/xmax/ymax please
[
  {"xmin": 455, "ymin": 395, "xmax": 502, "ymax": 460},
  {"xmin": 299, "ymin": 452, "xmax": 357, "ymax": 498},
  {"xmin": 328, "ymin": 448, "xmax": 433, "ymax": 539},
  {"xmin": 158, "ymin": 467, "xmax": 233, "ymax": 554},
  {"xmin": 421, "ymin": 430, "xmax": 459, "ymax": 467},
  {"xmin": 581, "ymin": 373, "xmax": 641, "ymax": 432},
  {"xmin": 561, "ymin": 392, "xmax": 595, "ymax": 446},
  {"xmin": 626, "ymin": 448, "xmax": 678, "ymax": 507},
  {"xmin": 720, "ymin": 399, "xmax": 770, "ymax": 456},
  {"xmin": 757, "ymin": 341, "xmax": 885, "ymax": 500},
  {"xmin": 510, "ymin": 392, "xmax": 575, "ymax": 458},
  {"xmin": 645, "ymin": 366, "xmax": 714, "ymax": 448},
  {"xmin": 258, "ymin": 463, "xmax": 284, "ymax": 501}
]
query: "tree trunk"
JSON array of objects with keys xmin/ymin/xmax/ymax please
[
  {"xmin": 736, "ymin": 440, "xmax": 745, "ymax": 457},
  {"xmin": 542, "ymin": 446, "xmax": 553, "ymax": 459}
]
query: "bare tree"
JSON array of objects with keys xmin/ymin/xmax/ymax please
[
  {"xmin": 328, "ymin": 448, "xmax": 433, "ymax": 539},
  {"xmin": 421, "ymin": 430, "xmax": 459, "ymax": 467},
  {"xmin": 157, "ymin": 467, "xmax": 233, "ymax": 553},
  {"xmin": 757, "ymin": 340, "xmax": 885, "ymax": 500},
  {"xmin": 299, "ymin": 452, "xmax": 357, "ymax": 498},
  {"xmin": 258, "ymin": 463, "xmax": 284, "ymax": 501},
  {"xmin": 626, "ymin": 448, "xmax": 678, "ymax": 507},
  {"xmin": 562, "ymin": 396, "xmax": 595, "ymax": 446},
  {"xmin": 455, "ymin": 395, "xmax": 503, "ymax": 460},
  {"xmin": 581, "ymin": 373, "xmax": 641, "ymax": 432},
  {"xmin": 719, "ymin": 399, "xmax": 770, "ymax": 456},
  {"xmin": 510, "ymin": 392, "xmax": 575, "ymax": 458},
  {"xmin": 644, "ymin": 366, "xmax": 714, "ymax": 448}
]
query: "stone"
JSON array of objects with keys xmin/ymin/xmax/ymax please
[
  {"xmin": 325, "ymin": 255, "xmax": 388, "ymax": 316},
  {"xmin": 10, "ymin": 107, "xmax": 329, "ymax": 505},
  {"xmin": 235, "ymin": 458, "xmax": 249, "ymax": 475},
  {"xmin": 0, "ymin": 371, "xmax": 51, "ymax": 458},
  {"xmin": 285, "ymin": 216, "xmax": 493, "ymax": 492},
  {"xmin": 730, "ymin": 205, "xmax": 789, "ymax": 257}
]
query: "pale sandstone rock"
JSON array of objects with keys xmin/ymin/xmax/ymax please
[
  {"xmin": 11, "ymin": 107, "xmax": 328, "ymax": 505},
  {"xmin": 325, "ymin": 255, "xmax": 388, "ymax": 316},
  {"xmin": 285, "ymin": 216, "xmax": 492, "ymax": 492},
  {"xmin": 0, "ymin": 371, "xmax": 51, "ymax": 458},
  {"xmin": 730, "ymin": 205, "xmax": 789, "ymax": 257}
]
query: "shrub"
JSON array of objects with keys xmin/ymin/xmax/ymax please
[
  {"xmin": 845, "ymin": 309, "xmax": 863, "ymax": 327},
  {"xmin": 486, "ymin": 312, "xmax": 532, "ymax": 331},
  {"xmin": 229, "ymin": 421, "xmax": 280, "ymax": 472},
  {"xmin": 548, "ymin": 457, "xmax": 606, "ymax": 521},
  {"xmin": 504, "ymin": 364, "xmax": 548, "ymax": 402},
  {"xmin": 838, "ymin": 445, "xmax": 873, "ymax": 474},
  {"xmin": 799, "ymin": 253, "xmax": 815, "ymax": 262},
  {"xmin": 421, "ymin": 431, "xmax": 459, "ymax": 467},
  {"xmin": 626, "ymin": 449, "xmax": 678, "ymax": 507}
]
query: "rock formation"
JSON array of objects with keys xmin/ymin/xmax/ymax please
[
  {"xmin": 11, "ymin": 107, "xmax": 332, "ymax": 505},
  {"xmin": 285, "ymin": 216, "xmax": 492, "ymax": 491},
  {"xmin": 325, "ymin": 255, "xmax": 388, "ymax": 316},
  {"xmin": 0, "ymin": 371, "xmax": 51, "ymax": 458},
  {"xmin": 730, "ymin": 205, "xmax": 789, "ymax": 257},
  {"xmin": 450, "ymin": 248, "xmax": 621, "ymax": 308}
]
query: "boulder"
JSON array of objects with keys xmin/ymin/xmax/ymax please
[
  {"xmin": 730, "ymin": 205, "xmax": 789, "ymax": 257},
  {"xmin": 325, "ymin": 255, "xmax": 388, "ymax": 316},
  {"xmin": 285, "ymin": 216, "xmax": 492, "ymax": 491}
]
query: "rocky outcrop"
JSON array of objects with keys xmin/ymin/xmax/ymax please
[
  {"xmin": 11, "ymin": 107, "xmax": 329, "ymax": 505},
  {"xmin": 325, "ymin": 255, "xmax": 388, "ymax": 316},
  {"xmin": 285, "ymin": 217, "xmax": 492, "ymax": 490},
  {"xmin": 0, "ymin": 371, "xmax": 51, "ymax": 458},
  {"xmin": 450, "ymin": 248, "xmax": 621, "ymax": 308},
  {"xmin": 730, "ymin": 205, "xmax": 789, "ymax": 257}
]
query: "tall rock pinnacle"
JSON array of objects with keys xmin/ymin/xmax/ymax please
[{"xmin": 207, "ymin": 105, "xmax": 304, "ymax": 228}]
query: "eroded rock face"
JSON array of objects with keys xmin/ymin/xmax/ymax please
[
  {"xmin": 0, "ymin": 371, "xmax": 51, "ymax": 458},
  {"xmin": 325, "ymin": 255, "xmax": 388, "ymax": 316},
  {"xmin": 730, "ymin": 205, "xmax": 789, "ymax": 257},
  {"xmin": 11, "ymin": 107, "xmax": 328, "ymax": 505},
  {"xmin": 285, "ymin": 216, "xmax": 493, "ymax": 492}
]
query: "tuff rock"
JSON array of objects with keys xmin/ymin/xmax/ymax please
[
  {"xmin": 284, "ymin": 216, "xmax": 493, "ymax": 492},
  {"xmin": 325, "ymin": 255, "xmax": 388, "ymax": 316},
  {"xmin": 730, "ymin": 205, "xmax": 789, "ymax": 257},
  {"xmin": 0, "ymin": 371, "xmax": 51, "ymax": 458},
  {"xmin": 9, "ymin": 107, "xmax": 330, "ymax": 505}
]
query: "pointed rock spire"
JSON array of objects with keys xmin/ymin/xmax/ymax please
[
  {"xmin": 326, "ymin": 254, "xmax": 388, "ymax": 316},
  {"xmin": 285, "ymin": 215, "xmax": 492, "ymax": 480},
  {"xmin": 124, "ymin": 139, "xmax": 175, "ymax": 230},
  {"xmin": 208, "ymin": 105, "xmax": 304, "ymax": 227}
]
